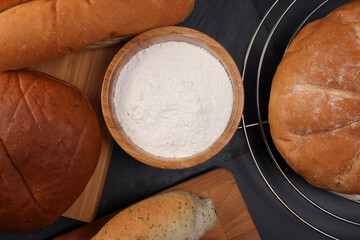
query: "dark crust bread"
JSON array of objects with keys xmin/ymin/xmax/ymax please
[
  {"xmin": 269, "ymin": 0, "xmax": 360, "ymax": 194},
  {"xmin": 0, "ymin": 70, "xmax": 101, "ymax": 232}
]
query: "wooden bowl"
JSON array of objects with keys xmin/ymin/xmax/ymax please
[{"xmin": 102, "ymin": 26, "xmax": 244, "ymax": 169}]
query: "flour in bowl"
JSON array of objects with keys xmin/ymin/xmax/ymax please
[{"xmin": 114, "ymin": 41, "xmax": 233, "ymax": 158}]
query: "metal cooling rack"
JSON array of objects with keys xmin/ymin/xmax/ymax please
[{"xmin": 240, "ymin": 0, "xmax": 360, "ymax": 239}]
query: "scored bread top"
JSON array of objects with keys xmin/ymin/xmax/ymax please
[
  {"xmin": 268, "ymin": 0, "xmax": 360, "ymax": 194},
  {"xmin": 0, "ymin": 70, "xmax": 101, "ymax": 232}
]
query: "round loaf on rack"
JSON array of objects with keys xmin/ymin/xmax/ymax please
[
  {"xmin": 268, "ymin": 0, "xmax": 360, "ymax": 194},
  {"xmin": 0, "ymin": 70, "xmax": 101, "ymax": 232}
]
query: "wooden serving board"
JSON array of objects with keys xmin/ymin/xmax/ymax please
[
  {"xmin": 54, "ymin": 168, "xmax": 260, "ymax": 240},
  {"xmin": 29, "ymin": 44, "xmax": 123, "ymax": 222}
]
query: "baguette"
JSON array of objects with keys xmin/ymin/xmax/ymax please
[
  {"xmin": 0, "ymin": 0, "xmax": 194, "ymax": 72},
  {"xmin": 268, "ymin": 0, "xmax": 360, "ymax": 194},
  {"xmin": 91, "ymin": 190, "xmax": 217, "ymax": 240}
]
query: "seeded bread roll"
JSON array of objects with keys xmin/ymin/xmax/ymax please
[
  {"xmin": 91, "ymin": 190, "xmax": 217, "ymax": 240},
  {"xmin": 268, "ymin": 0, "xmax": 360, "ymax": 194},
  {"xmin": 0, "ymin": 0, "xmax": 194, "ymax": 72},
  {"xmin": 0, "ymin": 70, "xmax": 101, "ymax": 232}
]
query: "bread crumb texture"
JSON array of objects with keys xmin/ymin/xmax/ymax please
[{"xmin": 268, "ymin": 0, "xmax": 360, "ymax": 194}]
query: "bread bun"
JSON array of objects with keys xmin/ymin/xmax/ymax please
[
  {"xmin": 91, "ymin": 190, "xmax": 217, "ymax": 240},
  {"xmin": 269, "ymin": 0, "xmax": 360, "ymax": 194},
  {"xmin": 0, "ymin": 0, "xmax": 194, "ymax": 72},
  {"xmin": 0, "ymin": 70, "xmax": 101, "ymax": 232}
]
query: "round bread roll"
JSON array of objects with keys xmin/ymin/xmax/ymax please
[
  {"xmin": 0, "ymin": 70, "xmax": 101, "ymax": 232},
  {"xmin": 91, "ymin": 190, "xmax": 217, "ymax": 240},
  {"xmin": 268, "ymin": 0, "xmax": 360, "ymax": 194}
]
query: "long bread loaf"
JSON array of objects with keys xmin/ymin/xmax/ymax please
[
  {"xmin": 0, "ymin": 0, "xmax": 194, "ymax": 72},
  {"xmin": 91, "ymin": 190, "xmax": 217, "ymax": 240}
]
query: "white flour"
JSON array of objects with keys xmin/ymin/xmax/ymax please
[{"xmin": 114, "ymin": 41, "xmax": 233, "ymax": 158}]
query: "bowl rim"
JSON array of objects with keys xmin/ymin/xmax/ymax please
[{"xmin": 101, "ymin": 26, "xmax": 244, "ymax": 169}]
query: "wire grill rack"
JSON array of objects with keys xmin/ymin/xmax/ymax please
[{"xmin": 240, "ymin": 0, "xmax": 360, "ymax": 239}]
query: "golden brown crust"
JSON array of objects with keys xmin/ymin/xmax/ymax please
[
  {"xmin": 0, "ymin": 0, "xmax": 31, "ymax": 12},
  {"xmin": 0, "ymin": 0, "xmax": 195, "ymax": 72},
  {"xmin": 269, "ymin": 0, "xmax": 360, "ymax": 194},
  {"xmin": 0, "ymin": 70, "xmax": 101, "ymax": 232}
]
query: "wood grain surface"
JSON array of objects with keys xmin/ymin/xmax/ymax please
[
  {"xmin": 54, "ymin": 168, "xmax": 260, "ymax": 240},
  {"xmin": 30, "ymin": 44, "xmax": 123, "ymax": 222},
  {"xmin": 102, "ymin": 26, "xmax": 244, "ymax": 170}
]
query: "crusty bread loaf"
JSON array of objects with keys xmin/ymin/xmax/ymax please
[
  {"xmin": 0, "ymin": 0, "xmax": 194, "ymax": 72},
  {"xmin": 269, "ymin": 0, "xmax": 360, "ymax": 194},
  {"xmin": 91, "ymin": 190, "xmax": 217, "ymax": 240},
  {"xmin": 0, "ymin": 70, "xmax": 101, "ymax": 232},
  {"xmin": 0, "ymin": 0, "xmax": 31, "ymax": 12}
]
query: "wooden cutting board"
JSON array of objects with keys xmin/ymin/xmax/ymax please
[
  {"xmin": 54, "ymin": 168, "xmax": 260, "ymax": 240},
  {"xmin": 29, "ymin": 44, "xmax": 123, "ymax": 222}
]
